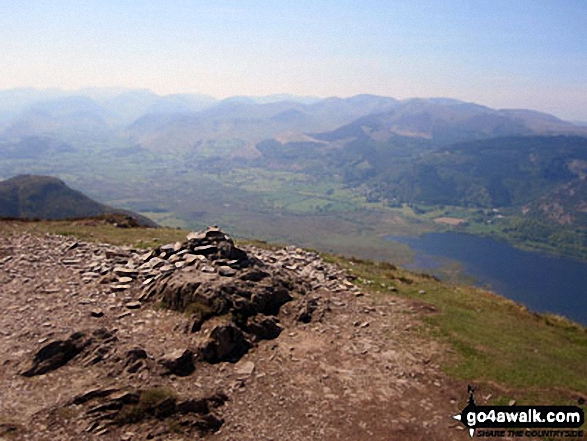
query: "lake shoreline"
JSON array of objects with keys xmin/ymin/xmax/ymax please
[{"xmin": 386, "ymin": 231, "xmax": 587, "ymax": 326}]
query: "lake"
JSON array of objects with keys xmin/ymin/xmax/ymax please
[{"xmin": 387, "ymin": 232, "xmax": 587, "ymax": 326}]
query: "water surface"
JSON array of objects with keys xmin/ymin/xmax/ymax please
[{"xmin": 387, "ymin": 232, "xmax": 587, "ymax": 326}]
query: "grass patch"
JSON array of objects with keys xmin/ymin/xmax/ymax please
[
  {"xmin": 0, "ymin": 219, "xmax": 187, "ymax": 248},
  {"xmin": 115, "ymin": 388, "xmax": 178, "ymax": 425},
  {"xmin": 328, "ymin": 253, "xmax": 587, "ymax": 404}
]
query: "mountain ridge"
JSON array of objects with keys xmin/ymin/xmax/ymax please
[{"xmin": 0, "ymin": 174, "xmax": 157, "ymax": 227}]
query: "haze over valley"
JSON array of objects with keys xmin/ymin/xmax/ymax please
[{"xmin": 2, "ymin": 88, "xmax": 587, "ymax": 262}]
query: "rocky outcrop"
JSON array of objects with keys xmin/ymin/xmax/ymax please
[
  {"xmin": 21, "ymin": 331, "xmax": 91, "ymax": 377},
  {"xmin": 10, "ymin": 226, "xmax": 404, "ymax": 441},
  {"xmin": 21, "ymin": 328, "xmax": 117, "ymax": 377},
  {"xmin": 158, "ymin": 349, "xmax": 195, "ymax": 376},
  {"xmin": 79, "ymin": 387, "xmax": 227, "ymax": 436}
]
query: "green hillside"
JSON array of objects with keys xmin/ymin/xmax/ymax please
[{"xmin": 0, "ymin": 174, "xmax": 157, "ymax": 226}]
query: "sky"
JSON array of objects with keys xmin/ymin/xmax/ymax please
[{"xmin": 1, "ymin": 0, "xmax": 586, "ymax": 120}]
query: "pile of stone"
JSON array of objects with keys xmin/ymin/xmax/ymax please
[
  {"xmin": 11, "ymin": 226, "xmax": 376, "ymax": 440},
  {"xmin": 21, "ymin": 227, "xmax": 363, "ymax": 374},
  {"xmin": 82, "ymin": 227, "xmax": 253, "ymax": 295},
  {"xmin": 82, "ymin": 226, "xmax": 359, "ymax": 302},
  {"xmin": 87, "ymin": 226, "xmax": 360, "ymax": 365}
]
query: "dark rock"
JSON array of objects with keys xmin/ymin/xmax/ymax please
[
  {"xmin": 159, "ymin": 349, "xmax": 195, "ymax": 376},
  {"xmin": 87, "ymin": 400, "xmax": 123, "ymax": 414},
  {"xmin": 125, "ymin": 347, "xmax": 148, "ymax": 372},
  {"xmin": 126, "ymin": 347, "xmax": 148, "ymax": 361},
  {"xmin": 125, "ymin": 301, "xmax": 141, "ymax": 309},
  {"xmin": 239, "ymin": 269, "xmax": 270, "ymax": 282},
  {"xmin": 22, "ymin": 331, "xmax": 91, "ymax": 377},
  {"xmin": 199, "ymin": 325, "xmax": 250, "ymax": 364},
  {"xmin": 153, "ymin": 396, "xmax": 177, "ymax": 418},
  {"xmin": 217, "ymin": 241, "xmax": 248, "ymax": 261},
  {"xmin": 177, "ymin": 398, "xmax": 209, "ymax": 414},
  {"xmin": 251, "ymin": 285, "xmax": 293, "ymax": 316},
  {"xmin": 110, "ymin": 391, "xmax": 141, "ymax": 405},
  {"xmin": 206, "ymin": 391, "xmax": 228, "ymax": 408},
  {"xmin": 246, "ymin": 315, "xmax": 282, "ymax": 341},
  {"xmin": 72, "ymin": 388, "xmax": 119, "ymax": 405},
  {"xmin": 191, "ymin": 413, "xmax": 224, "ymax": 433}
]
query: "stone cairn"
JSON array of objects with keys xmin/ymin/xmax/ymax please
[
  {"xmin": 17, "ymin": 227, "xmax": 363, "ymax": 436},
  {"xmin": 80, "ymin": 227, "xmax": 361, "ymax": 366}
]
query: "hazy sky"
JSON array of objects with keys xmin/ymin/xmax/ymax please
[{"xmin": 1, "ymin": 0, "xmax": 586, "ymax": 120}]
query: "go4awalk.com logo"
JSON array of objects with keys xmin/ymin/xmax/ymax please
[{"xmin": 453, "ymin": 386, "xmax": 585, "ymax": 438}]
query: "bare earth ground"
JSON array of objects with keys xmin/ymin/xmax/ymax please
[{"xmin": 0, "ymin": 230, "xmax": 504, "ymax": 441}]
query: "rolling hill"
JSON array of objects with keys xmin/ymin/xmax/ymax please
[{"xmin": 0, "ymin": 174, "xmax": 157, "ymax": 226}]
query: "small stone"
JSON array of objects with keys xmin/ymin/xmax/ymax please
[
  {"xmin": 117, "ymin": 276, "xmax": 133, "ymax": 284},
  {"xmin": 110, "ymin": 284, "xmax": 131, "ymax": 292},
  {"xmin": 160, "ymin": 243, "xmax": 176, "ymax": 253},
  {"xmin": 113, "ymin": 267, "xmax": 138, "ymax": 277},
  {"xmin": 192, "ymin": 245, "xmax": 218, "ymax": 255},
  {"xmin": 218, "ymin": 266, "xmax": 236, "ymax": 277},
  {"xmin": 418, "ymin": 290, "xmax": 426, "ymax": 295},
  {"xmin": 91, "ymin": 309, "xmax": 104, "ymax": 318},
  {"xmin": 187, "ymin": 231, "xmax": 206, "ymax": 241},
  {"xmin": 184, "ymin": 254, "xmax": 205, "ymax": 264},
  {"xmin": 159, "ymin": 349, "xmax": 195, "ymax": 376},
  {"xmin": 234, "ymin": 361, "xmax": 255, "ymax": 378},
  {"xmin": 508, "ymin": 399, "xmax": 516, "ymax": 406},
  {"xmin": 140, "ymin": 250, "xmax": 154, "ymax": 262},
  {"xmin": 125, "ymin": 301, "xmax": 141, "ymax": 310}
]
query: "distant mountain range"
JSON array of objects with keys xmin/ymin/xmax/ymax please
[
  {"xmin": 1, "ymin": 88, "xmax": 587, "ymax": 259},
  {"xmin": 0, "ymin": 174, "xmax": 156, "ymax": 226},
  {"xmin": 1, "ymin": 88, "xmax": 585, "ymax": 149}
]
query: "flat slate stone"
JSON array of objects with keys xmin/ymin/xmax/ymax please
[{"xmin": 218, "ymin": 266, "xmax": 237, "ymax": 277}]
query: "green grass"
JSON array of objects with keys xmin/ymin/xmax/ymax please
[
  {"xmin": 327, "ymin": 253, "xmax": 587, "ymax": 404},
  {"xmin": 0, "ymin": 219, "xmax": 187, "ymax": 249}
]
